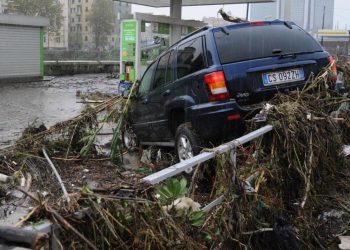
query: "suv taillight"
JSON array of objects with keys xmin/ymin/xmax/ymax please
[
  {"xmin": 204, "ymin": 71, "xmax": 231, "ymax": 101},
  {"xmin": 329, "ymin": 56, "xmax": 337, "ymax": 83}
]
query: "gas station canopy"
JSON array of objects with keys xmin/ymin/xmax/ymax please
[
  {"xmin": 117, "ymin": 0, "xmax": 275, "ymax": 81},
  {"xmin": 116, "ymin": 0, "xmax": 275, "ymax": 8}
]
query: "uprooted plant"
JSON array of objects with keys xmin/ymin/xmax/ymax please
[{"xmin": 1, "ymin": 66, "xmax": 350, "ymax": 249}]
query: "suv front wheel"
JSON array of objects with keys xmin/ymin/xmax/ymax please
[
  {"xmin": 122, "ymin": 125, "xmax": 139, "ymax": 151},
  {"xmin": 175, "ymin": 123, "xmax": 201, "ymax": 164}
]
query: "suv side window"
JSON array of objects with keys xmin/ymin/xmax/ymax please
[
  {"xmin": 176, "ymin": 37, "xmax": 205, "ymax": 79},
  {"xmin": 138, "ymin": 62, "xmax": 156, "ymax": 96},
  {"xmin": 153, "ymin": 52, "xmax": 171, "ymax": 90}
]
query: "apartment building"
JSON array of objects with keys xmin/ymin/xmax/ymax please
[
  {"xmin": 44, "ymin": 0, "xmax": 69, "ymax": 49},
  {"xmin": 0, "ymin": 0, "xmax": 8, "ymax": 13},
  {"xmin": 69, "ymin": 0, "xmax": 132, "ymax": 50}
]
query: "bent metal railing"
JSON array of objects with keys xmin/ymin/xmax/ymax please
[
  {"xmin": 142, "ymin": 125, "xmax": 274, "ymax": 211},
  {"xmin": 143, "ymin": 125, "xmax": 273, "ymax": 185}
]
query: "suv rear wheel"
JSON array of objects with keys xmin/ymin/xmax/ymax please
[{"xmin": 175, "ymin": 123, "xmax": 201, "ymax": 166}]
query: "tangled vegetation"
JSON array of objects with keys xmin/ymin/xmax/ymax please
[{"xmin": 0, "ymin": 67, "xmax": 349, "ymax": 249}]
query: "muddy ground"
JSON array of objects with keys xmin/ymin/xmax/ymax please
[{"xmin": 0, "ymin": 74, "xmax": 119, "ymax": 149}]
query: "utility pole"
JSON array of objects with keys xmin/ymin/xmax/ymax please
[{"xmin": 321, "ymin": 4, "xmax": 325, "ymax": 46}]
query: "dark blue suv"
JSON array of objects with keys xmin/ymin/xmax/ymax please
[{"xmin": 124, "ymin": 20, "xmax": 336, "ymax": 162}]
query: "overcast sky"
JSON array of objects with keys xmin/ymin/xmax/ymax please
[{"xmin": 132, "ymin": 0, "xmax": 350, "ymax": 30}]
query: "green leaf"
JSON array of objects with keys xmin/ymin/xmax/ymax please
[
  {"xmin": 201, "ymin": 231, "xmax": 212, "ymax": 242},
  {"xmin": 81, "ymin": 185, "xmax": 91, "ymax": 194},
  {"xmin": 96, "ymin": 197, "xmax": 102, "ymax": 204},
  {"xmin": 30, "ymin": 220, "xmax": 44, "ymax": 230},
  {"xmin": 157, "ymin": 178, "xmax": 188, "ymax": 204},
  {"xmin": 190, "ymin": 211, "xmax": 206, "ymax": 227},
  {"xmin": 134, "ymin": 167, "xmax": 152, "ymax": 175}
]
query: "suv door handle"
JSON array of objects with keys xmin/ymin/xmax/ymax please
[
  {"xmin": 142, "ymin": 98, "xmax": 148, "ymax": 104},
  {"xmin": 162, "ymin": 89, "xmax": 171, "ymax": 96}
]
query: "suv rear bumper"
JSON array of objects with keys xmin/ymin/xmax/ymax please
[{"xmin": 185, "ymin": 100, "xmax": 261, "ymax": 140}]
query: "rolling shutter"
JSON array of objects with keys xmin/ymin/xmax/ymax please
[{"xmin": 0, "ymin": 25, "xmax": 40, "ymax": 78}]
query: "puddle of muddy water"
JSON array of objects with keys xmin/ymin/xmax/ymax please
[{"xmin": 0, "ymin": 74, "xmax": 119, "ymax": 148}]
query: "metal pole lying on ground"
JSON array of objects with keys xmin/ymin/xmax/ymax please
[
  {"xmin": 143, "ymin": 125, "xmax": 273, "ymax": 185},
  {"xmin": 42, "ymin": 148, "xmax": 70, "ymax": 203}
]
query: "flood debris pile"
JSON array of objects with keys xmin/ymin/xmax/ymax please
[
  {"xmin": 231, "ymin": 70, "xmax": 350, "ymax": 249},
  {"xmin": 0, "ymin": 69, "xmax": 350, "ymax": 249}
]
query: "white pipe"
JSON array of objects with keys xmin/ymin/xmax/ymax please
[
  {"xmin": 42, "ymin": 148, "xmax": 70, "ymax": 203},
  {"xmin": 143, "ymin": 125, "xmax": 273, "ymax": 185}
]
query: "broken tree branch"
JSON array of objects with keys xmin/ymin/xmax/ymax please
[
  {"xmin": 0, "ymin": 226, "xmax": 48, "ymax": 250},
  {"xmin": 16, "ymin": 188, "xmax": 98, "ymax": 250},
  {"xmin": 218, "ymin": 8, "xmax": 247, "ymax": 23},
  {"xmin": 45, "ymin": 205, "xmax": 99, "ymax": 250},
  {"xmin": 241, "ymin": 228, "xmax": 274, "ymax": 235},
  {"xmin": 301, "ymin": 131, "xmax": 313, "ymax": 209}
]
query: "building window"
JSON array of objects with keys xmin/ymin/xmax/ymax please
[
  {"xmin": 56, "ymin": 37, "xmax": 60, "ymax": 43},
  {"xmin": 86, "ymin": 0, "xmax": 88, "ymax": 2},
  {"xmin": 85, "ymin": 7, "xmax": 88, "ymax": 12},
  {"xmin": 78, "ymin": 16, "xmax": 81, "ymax": 22},
  {"xmin": 72, "ymin": 0, "xmax": 74, "ymax": 3},
  {"xmin": 77, "ymin": 5, "xmax": 82, "ymax": 13},
  {"xmin": 85, "ymin": 36, "xmax": 88, "ymax": 41},
  {"xmin": 85, "ymin": 26, "xmax": 88, "ymax": 31},
  {"xmin": 71, "ymin": 18, "xmax": 74, "ymax": 23},
  {"xmin": 112, "ymin": 37, "xmax": 115, "ymax": 42}
]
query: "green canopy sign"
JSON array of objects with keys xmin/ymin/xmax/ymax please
[{"xmin": 121, "ymin": 20, "xmax": 137, "ymax": 62}]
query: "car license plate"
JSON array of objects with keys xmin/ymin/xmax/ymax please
[{"xmin": 262, "ymin": 68, "xmax": 305, "ymax": 85}]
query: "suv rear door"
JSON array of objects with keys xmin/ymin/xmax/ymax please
[
  {"xmin": 213, "ymin": 21, "xmax": 330, "ymax": 105},
  {"xmin": 171, "ymin": 36, "xmax": 211, "ymax": 109}
]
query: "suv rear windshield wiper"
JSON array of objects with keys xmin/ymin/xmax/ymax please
[{"xmin": 273, "ymin": 51, "xmax": 316, "ymax": 59}]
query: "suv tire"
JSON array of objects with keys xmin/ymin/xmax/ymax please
[{"xmin": 175, "ymin": 123, "xmax": 202, "ymax": 163}]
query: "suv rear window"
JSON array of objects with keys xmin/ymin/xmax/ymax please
[
  {"xmin": 176, "ymin": 37, "xmax": 205, "ymax": 79},
  {"xmin": 214, "ymin": 23, "xmax": 323, "ymax": 64}
]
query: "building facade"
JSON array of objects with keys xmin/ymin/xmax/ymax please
[
  {"xmin": 250, "ymin": 0, "xmax": 334, "ymax": 33},
  {"xmin": 44, "ymin": 0, "xmax": 69, "ymax": 49},
  {"xmin": 69, "ymin": 0, "xmax": 132, "ymax": 50},
  {"xmin": 0, "ymin": 0, "xmax": 8, "ymax": 13}
]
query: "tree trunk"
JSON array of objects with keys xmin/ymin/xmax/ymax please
[{"xmin": 0, "ymin": 226, "xmax": 48, "ymax": 250}]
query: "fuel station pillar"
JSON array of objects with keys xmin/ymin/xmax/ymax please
[{"xmin": 170, "ymin": 0, "xmax": 182, "ymax": 45}]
